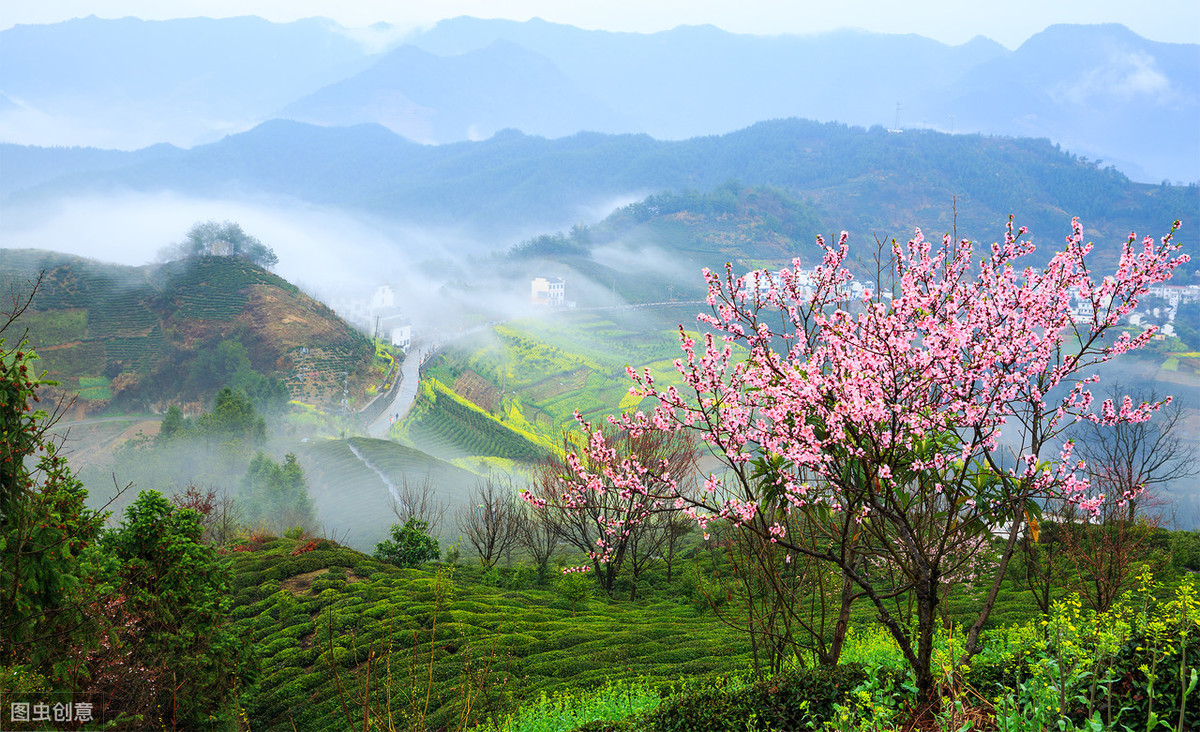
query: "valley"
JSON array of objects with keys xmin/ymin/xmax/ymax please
[{"xmin": 2, "ymin": 7, "xmax": 1199, "ymax": 731}]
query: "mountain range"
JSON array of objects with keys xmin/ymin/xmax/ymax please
[
  {"xmin": 1, "ymin": 16, "xmax": 1195, "ymax": 183},
  {"xmin": 5, "ymin": 118, "xmax": 1196, "ymax": 273}
]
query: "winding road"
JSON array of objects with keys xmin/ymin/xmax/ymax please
[{"xmin": 366, "ymin": 343, "xmax": 429, "ymax": 439}]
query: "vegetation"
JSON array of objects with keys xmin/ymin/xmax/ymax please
[
  {"xmin": 209, "ymin": 524, "xmax": 1200, "ymax": 732},
  {"xmin": 397, "ymin": 378, "xmax": 553, "ymax": 462},
  {"xmin": 240, "ymin": 451, "xmax": 317, "ymax": 534},
  {"xmin": 4, "ymin": 179, "xmax": 1197, "ymax": 731},
  {"xmin": 1, "ymin": 288, "xmax": 253, "ymax": 730},
  {"xmin": 374, "ymin": 517, "xmax": 441, "ymax": 567},
  {"xmin": 159, "ymin": 220, "xmax": 279, "ymax": 269},
  {"xmin": 49, "ymin": 117, "xmax": 1197, "ymax": 277},
  {"xmin": 0, "ymin": 249, "xmax": 373, "ymax": 413},
  {"xmin": 551, "ymin": 217, "xmax": 1189, "ymax": 704}
]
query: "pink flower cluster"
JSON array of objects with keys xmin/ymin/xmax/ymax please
[{"xmin": 546, "ymin": 217, "xmax": 1188, "ymax": 559}]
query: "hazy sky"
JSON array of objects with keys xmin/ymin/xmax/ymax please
[{"xmin": 3, "ymin": 0, "xmax": 1198, "ymax": 48}]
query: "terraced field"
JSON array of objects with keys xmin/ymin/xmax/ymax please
[
  {"xmin": 396, "ymin": 379, "xmax": 553, "ymax": 464},
  {"xmin": 3, "ymin": 249, "xmax": 375, "ymax": 411},
  {"xmin": 298, "ymin": 436, "xmax": 479, "ymax": 551},
  {"xmin": 408, "ymin": 308, "xmax": 709, "ymax": 458},
  {"xmin": 227, "ymin": 538, "xmax": 752, "ymax": 732}
]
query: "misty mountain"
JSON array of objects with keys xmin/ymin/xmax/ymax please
[
  {"xmin": 934, "ymin": 24, "xmax": 1200, "ymax": 183},
  {"xmin": 2, "ymin": 16, "xmax": 1194, "ymax": 183},
  {"xmin": 402, "ymin": 17, "xmax": 1197, "ymax": 182},
  {"xmin": 279, "ymin": 40, "xmax": 629, "ymax": 144},
  {"xmin": 0, "ymin": 142, "xmax": 185, "ymax": 196},
  {"xmin": 6, "ymin": 118, "xmax": 1196, "ymax": 272},
  {"xmin": 407, "ymin": 18, "xmax": 1008, "ymax": 140},
  {"xmin": 1, "ymin": 249, "xmax": 376, "ymax": 413},
  {"xmin": 0, "ymin": 15, "xmax": 379, "ymax": 149}
]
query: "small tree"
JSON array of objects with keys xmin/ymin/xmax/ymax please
[
  {"xmin": 387, "ymin": 473, "xmax": 448, "ymax": 534},
  {"xmin": 556, "ymin": 569, "xmax": 593, "ymax": 617},
  {"xmin": 374, "ymin": 517, "xmax": 439, "ymax": 567},
  {"xmin": 1049, "ymin": 384, "xmax": 1198, "ymax": 612},
  {"xmin": 171, "ymin": 484, "xmax": 243, "ymax": 546},
  {"xmin": 95, "ymin": 490, "xmax": 251, "ymax": 727},
  {"xmin": 197, "ymin": 386, "xmax": 267, "ymax": 451},
  {"xmin": 239, "ymin": 452, "xmax": 316, "ymax": 534},
  {"xmin": 1008, "ymin": 516, "xmax": 1065, "ymax": 617},
  {"xmin": 514, "ymin": 498, "xmax": 560, "ymax": 584},
  {"xmin": 1073, "ymin": 384, "xmax": 1197, "ymax": 514},
  {"xmin": 457, "ymin": 476, "xmax": 521, "ymax": 569},
  {"xmin": 530, "ymin": 427, "xmax": 697, "ymax": 599},
  {"xmin": 549, "ymin": 218, "xmax": 1188, "ymax": 700}
]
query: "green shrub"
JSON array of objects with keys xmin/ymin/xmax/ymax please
[{"xmin": 642, "ymin": 664, "xmax": 866, "ymax": 731}]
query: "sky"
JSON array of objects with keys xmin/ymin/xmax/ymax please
[{"xmin": 3, "ymin": 0, "xmax": 1198, "ymax": 48}]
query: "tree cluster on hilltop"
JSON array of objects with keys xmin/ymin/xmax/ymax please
[{"xmin": 158, "ymin": 220, "xmax": 279, "ymax": 269}]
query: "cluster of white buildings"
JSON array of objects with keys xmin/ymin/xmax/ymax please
[
  {"xmin": 327, "ymin": 285, "xmax": 412, "ymax": 350},
  {"xmin": 1067, "ymin": 284, "xmax": 1200, "ymax": 329},
  {"xmin": 741, "ymin": 270, "xmax": 879, "ymax": 303}
]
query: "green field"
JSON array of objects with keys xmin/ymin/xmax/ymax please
[
  {"xmin": 406, "ymin": 308, "xmax": 711, "ymax": 464},
  {"xmin": 228, "ymin": 538, "xmax": 754, "ymax": 732}
]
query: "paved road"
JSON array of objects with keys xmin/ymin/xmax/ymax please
[
  {"xmin": 362, "ymin": 303, "xmax": 706, "ymax": 440},
  {"xmin": 366, "ymin": 344, "xmax": 429, "ymax": 439}
]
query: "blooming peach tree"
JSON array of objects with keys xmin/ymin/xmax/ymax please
[{"xmin": 535, "ymin": 217, "xmax": 1188, "ymax": 699}]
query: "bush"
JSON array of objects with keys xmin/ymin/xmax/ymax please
[
  {"xmin": 374, "ymin": 518, "xmax": 440, "ymax": 567},
  {"xmin": 642, "ymin": 664, "xmax": 867, "ymax": 731}
]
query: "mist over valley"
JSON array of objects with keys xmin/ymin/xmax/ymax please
[{"xmin": 3, "ymin": 5, "xmax": 1200, "ymax": 730}]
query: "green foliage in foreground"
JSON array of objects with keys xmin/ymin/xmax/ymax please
[{"xmin": 222, "ymin": 527, "xmax": 1200, "ymax": 732}]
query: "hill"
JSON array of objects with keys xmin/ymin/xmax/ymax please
[
  {"xmin": 299, "ymin": 436, "xmax": 481, "ymax": 551},
  {"xmin": 279, "ymin": 40, "xmax": 628, "ymax": 144},
  {"xmin": 4, "ymin": 17, "xmax": 1194, "ymax": 181},
  {"xmin": 7, "ymin": 119, "xmax": 1197, "ymax": 268},
  {"xmin": 1, "ymin": 250, "xmax": 379, "ymax": 414}
]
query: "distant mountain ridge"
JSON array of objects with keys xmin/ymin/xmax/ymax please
[
  {"xmin": 0, "ymin": 16, "xmax": 1194, "ymax": 182},
  {"xmin": 5, "ymin": 118, "xmax": 1195, "ymax": 273},
  {"xmin": 279, "ymin": 40, "xmax": 629, "ymax": 144}
]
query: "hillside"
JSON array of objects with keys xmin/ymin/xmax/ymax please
[
  {"xmin": 6, "ymin": 120, "xmax": 1196, "ymax": 271},
  {"xmin": 226, "ymin": 536, "xmax": 754, "ymax": 731},
  {"xmin": 223, "ymin": 531, "xmax": 1200, "ymax": 731},
  {"xmin": 401, "ymin": 308, "xmax": 705, "ymax": 463},
  {"xmin": 1, "ymin": 250, "xmax": 378, "ymax": 414},
  {"xmin": 299, "ymin": 436, "xmax": 480, "ymax": 551}
]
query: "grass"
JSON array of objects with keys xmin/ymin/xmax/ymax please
[{"xmin": 474, "ymin": 681, "xmax": 664, "ymax": 732}]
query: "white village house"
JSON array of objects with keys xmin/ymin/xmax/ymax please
[{"xmin": 531, "ymin": 276, "xmax": 566, "ymax": 307}]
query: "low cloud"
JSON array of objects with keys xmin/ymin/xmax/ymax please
[{"xmin": 1060, "ymin": 49, "xmax": 1173, "ymax": 105}]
